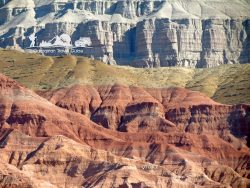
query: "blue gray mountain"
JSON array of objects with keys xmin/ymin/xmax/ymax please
[{"xmin": 0, "ymin": 0, "xmax": 250, "ymax": 67}]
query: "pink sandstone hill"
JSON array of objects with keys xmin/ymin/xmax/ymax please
[{"xmin": 0, "ymin": 74, "xmax": 250, "ymax": 188}]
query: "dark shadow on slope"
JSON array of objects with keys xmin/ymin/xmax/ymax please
[{"xmin": 227, "ymin": 104, "xmax": 250, "ymax": 147}]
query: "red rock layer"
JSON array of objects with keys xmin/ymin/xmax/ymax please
[
  {"xmin": 0, "ymin": 74, "xmax": 249, "ymax": 187},
  {"xmin": 39, "ymin": 84, "xmax": 250, "ymax": 147}
]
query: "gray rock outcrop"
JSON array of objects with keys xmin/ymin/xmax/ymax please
[
  {"xmin": 133, "ymin": 18, "xmax": 250, "ymax": 67},
  {"xmin": 0, "ymin": 0, "xmax": 249, "ymax": 67}
]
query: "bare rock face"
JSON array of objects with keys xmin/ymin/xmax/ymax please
[
  {"xmin": 134, "ymin": 18, "xmax": 250, "ymax": 67},
  {"xmin": 40, "ymin": 84, "xmax": 250, "ymax": 148},
  {"xmin": 1, "ymin": 74, "xmax": 250, "ymax": 187},
  {"xmin": 0, "ymin": 74, "xmax": 122, "ymax": 144},
  {"xmin": 0, "ymin": 161, "xmax": 37, "ymax": 188},
  {"xmin": 0, "ymin": 0, "xmax": 249, "ymax": 67}
]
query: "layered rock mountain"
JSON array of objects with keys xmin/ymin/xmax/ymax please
[
  {"xmin": 0, "ymin": 1, "xmax": 250, "ymax": 186},
  {"xmin": 38, "ymin": 84, "xmax": 250, "ymax": 147},
  {"xmin": 0, "ymin": 0, "xmax": 250, "ymax": 67},
  {"xmin": 0, "ymin": 73, "xmax": 250, "ymax": 187}
]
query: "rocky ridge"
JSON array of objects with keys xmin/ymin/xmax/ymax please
[
  {"xmin": 0, "ymin": 0, "xmax": 250, "ymax": 67},
  {"xmin": 1, "ymin": 49, "xmax": 250, "ymax": 105},
  {"xmin": 39, "ymin": 84, "xmax": 250, "ymax": 148},
  {"xmin": 0, "ymin": 73, "xmax": 250, "ymax": 187}
]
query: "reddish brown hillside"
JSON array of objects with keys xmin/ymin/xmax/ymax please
[{"xmin": 0, "ymin": 74, "xmax": 250, "ymax": 188}]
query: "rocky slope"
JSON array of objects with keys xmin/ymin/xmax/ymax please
[
  {"xmin": 39, "ymin": 84, "xmax": 250, "ymax": 148},
  {"xmin": 0, "ymin": 74, "xmax": 250, "ymax": 187},
  {"xmin": 0, "ymin": 0, "xmax": 249, "ymax": 67}
]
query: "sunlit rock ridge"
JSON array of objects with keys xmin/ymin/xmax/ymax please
[{"xmin": 0, "ymin": 0, "xmax": 250, "ymax": 67}]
